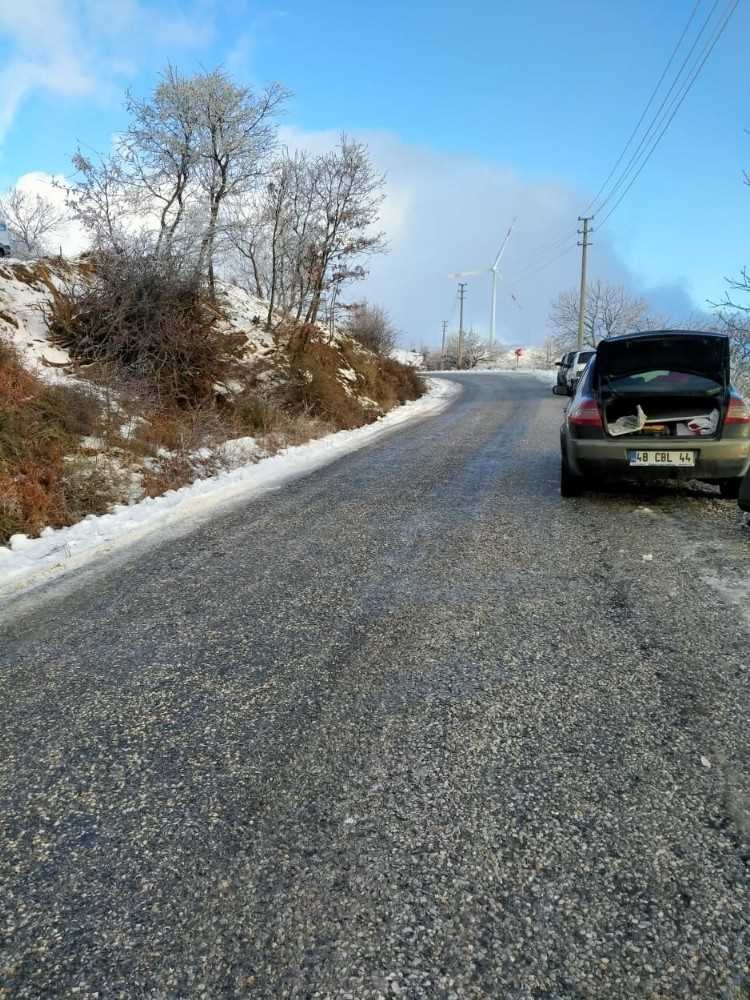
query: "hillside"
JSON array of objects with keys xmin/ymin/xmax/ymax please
[{"xmin": 0, "ymin": 258, "xmax": 424, "ymax": 547}]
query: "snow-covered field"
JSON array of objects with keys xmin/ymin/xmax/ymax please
[{"xmin": 0, "ymin": 377, "xmax": 461, "ymax": 599}]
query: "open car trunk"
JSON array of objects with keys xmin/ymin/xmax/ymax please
[
  {"xmin": 596, "ymin": 331, "xmax": 730, "ymax": 440},
  {"xmin": 603, "ymin": 395, "xmax": 722, "ymax": 438}
]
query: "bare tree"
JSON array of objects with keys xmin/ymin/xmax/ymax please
[
  {"xmin": 228, "ymin": 142, "xmax": 387, "ymax": 333},
  {"xmin": 303, "ymin": 135, "xmax": 387, "ymax": 325},
  {"xmin": 121, "ymin": 65, "xmax": 201, "ymax": 255},
  {"xmin": 706, "ymin": 163, "xmax": 750, "ymax": 395},
  {"xmin": 66, "ymin": 67, "xmax": 288, "ymax": 282},
  {"xmin": 0, "ymin": 187, "xmax": 67, "ymax": 256},
  {"xmin": 549, "ymin": 280, "xmax": 653, "ymax": 352},
  {"xmin": 67, "ymin": 149, "xmax": 134, "ymax": 254},
  {"xmin": 193, "ymin": 70, "xmax": 288, "ymax": 293},
  {"xmin": 443, "ymin": 331, "xmax": 490, "ymax": 369}
]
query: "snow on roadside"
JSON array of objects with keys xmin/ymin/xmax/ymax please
[
  {"xmin": 0, "ymin": 378, "xmax": 461, "ymax": 598},
  {"xmin": 505, "ymin": 367, "xmax": 555, "ymax": 385},
  {"xmin": 429, "ymin": 367, "xmax": 555, "ymax": 386}
]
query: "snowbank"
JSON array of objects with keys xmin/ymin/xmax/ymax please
[{"xmin": 0, "ymin": 378, "xmax": 461, "ymax": 599}]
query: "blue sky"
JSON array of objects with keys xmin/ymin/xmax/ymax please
[{"xmin": 0, "ymin": 0, "xmax": 747, "ymax": 344}]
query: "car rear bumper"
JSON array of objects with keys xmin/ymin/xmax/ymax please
[{"xmin": 567, "ymin": 437, "xmax": 750, "ymax": 481}]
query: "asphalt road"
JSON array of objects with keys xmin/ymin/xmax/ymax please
[{"xmin": 1, "ymin": 372, "xmax": 749, "ymax": 999}]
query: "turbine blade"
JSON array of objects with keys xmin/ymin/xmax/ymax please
[{"xmin": 491, "ymin": 217, "xmax": 518, "ymax": 271}]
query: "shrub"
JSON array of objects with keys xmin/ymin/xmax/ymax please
[
  {"xmin": 60, "ymin": 456, "xmax": 125, "ymax": 521},
  {"xmin": 46, "ymin": 252, "xmax": 247, "ymax": 406},
  {"xmin": 141, "ymin": 453, "xmax": 203, "ymax": 498},
  {"xmin": 289, "ymin": 338, "xmax": 371, "ymax": 429},
  {"xmin": 345, "ymin": 302, "xmax": 397, "ymax": 356},
  {"xmin": 228, "ymin": 392, "xmax": 282, "ymax": 436}
]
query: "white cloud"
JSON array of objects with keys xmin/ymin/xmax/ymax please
[
  {"xmin": 0, "ymin": 0, "xmax": 215, "ymax": 143},
  {"xmin": 7, "ymin": 171, "xmax": 88, "ymax": 255},
  {"xmin": 0, "ymin": 1, "xmax": 95, "ymax": 139}
]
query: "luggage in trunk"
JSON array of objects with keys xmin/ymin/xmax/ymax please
[{"xmin": 604, "ymin": 396, "xmax": 721, "ymax": 438}]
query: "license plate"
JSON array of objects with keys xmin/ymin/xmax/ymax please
[{"xmin": 627, "ymin": 450, "xmax": 696, "ymax": 467}]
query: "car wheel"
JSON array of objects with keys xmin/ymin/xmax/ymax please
[
  {"xmin": 560, "ymin": 456, "xmax": 584, "ymax": 497},
  {"xmin": 719, "ymin": 478, "xmax": 743, "ymax": 500}
]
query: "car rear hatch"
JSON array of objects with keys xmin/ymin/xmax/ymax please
[{"xmin": 596, "ymin": 331, "xmax": 730, "ymax": 440}]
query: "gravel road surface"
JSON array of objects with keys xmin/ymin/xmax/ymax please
[{"xmin": 1, "ymin": 372, "xmax": 749, "ymax": 999}]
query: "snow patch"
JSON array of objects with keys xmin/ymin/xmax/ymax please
[{"xmin": 391, "ymin": 349, "xmax": 424, "ymax": 368}]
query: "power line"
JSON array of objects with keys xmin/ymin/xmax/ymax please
[
  {"xmin": 583, "ymin": 0, "xmax": 704, "ymax": 216},
  {"xmin": 596, "ymin": 0, "xmax": 739, "ymax": 229},
  {"xmin": 505, "ymin": 238, "xmax": 579, "ymax": 285},
  {"xmin": 593, "ymin": 0, "xmax": 726, "ymax": 217}
]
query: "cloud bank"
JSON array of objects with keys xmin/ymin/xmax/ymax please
[{"xmin": 281, "ymin": 127, "xmax": 699, "ymax": 347}]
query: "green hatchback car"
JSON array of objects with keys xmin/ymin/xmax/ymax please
[{"xmin": 560, "ymin": 330, "xmax": 750, "ymax": 497}]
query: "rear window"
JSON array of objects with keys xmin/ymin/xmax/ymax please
[{"xmin": 607, "ymin": 370, "xmax": 722, "ymax": 394}]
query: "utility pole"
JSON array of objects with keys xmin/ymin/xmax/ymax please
[
  {"xmin": 457, "ymin": 283, "xmax": 467, "ymax": 369},
  {"xmin": 576, "ymin": 216, "xmax": 593, "ymax": 350},
  {"xmin": 441, "ymin": 319, "xmax": 448, "ymax": 364}
]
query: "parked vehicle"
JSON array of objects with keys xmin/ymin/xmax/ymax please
[
  {"xmin": 559, "ymin": 330, "xmax": 750, "ymax": 497},
  {"xmin": 0, "ymin": 219, "xmax": 11, "ymax": 258},
  {"xmin": 565, "ymin": 349, "xmax": 596, "ymax": 394},
  {"xmin": 555, "ymin": 352, "xmax": 575, "ymax": 392}
]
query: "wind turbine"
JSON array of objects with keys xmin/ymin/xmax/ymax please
[{"xmin": 449, "ymin": 219, "xmax": 517, "ymax": 348}]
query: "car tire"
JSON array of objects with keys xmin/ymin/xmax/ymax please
[
  {"xmin": 719, "ymin": 478, "xmax": 743, "ymax": 500},
  {"xmin": 560, "ymin": 456, "xmax": 584, "ymax": 497}
]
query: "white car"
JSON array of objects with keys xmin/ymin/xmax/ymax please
[
  {"xmin": 565, "ymin": 349, "xmax": 596, "ymax": 393},
  {"xmin": 0, "ymin": 219, "xmax": 12, "ymax": 258}
]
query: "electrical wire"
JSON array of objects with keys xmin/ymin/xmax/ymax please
[
  {"xmin": 510, "ymin": 0, "xmax": 710, "ymax": 274},
  {"xmin": 583, "ymin": 0, "xmax": 705, "ymax": 216},
  {"xmin": 596, "ymin": 0, "xmax": 739, "ymax": 229},
  {"xmin": 593, "ymin": 0, "xmax": 727, "ymax": 217},
  {"xmin": 506, "ymin": 237, "xmax": 579, "ymax": 285}
]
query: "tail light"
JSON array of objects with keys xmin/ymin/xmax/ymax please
[
  {"xmin": 725, "ymin": 394, "xmax": 750, "ymax": 425},
  {"xmin": 569, "ymin": 397, "xmax": 603, "ymax": 428}
]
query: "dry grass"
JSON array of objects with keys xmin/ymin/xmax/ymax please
[
  {"xmin": 141, "ymin": 453, "xmax": 217, "ymax": 498},
  {"xmin": 280, "ymin": 331, "xmax": 424, "ymax": 429},
  {"xmin": 0, "ymin": 336, "xmax": 126, "ymax": 544}
]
